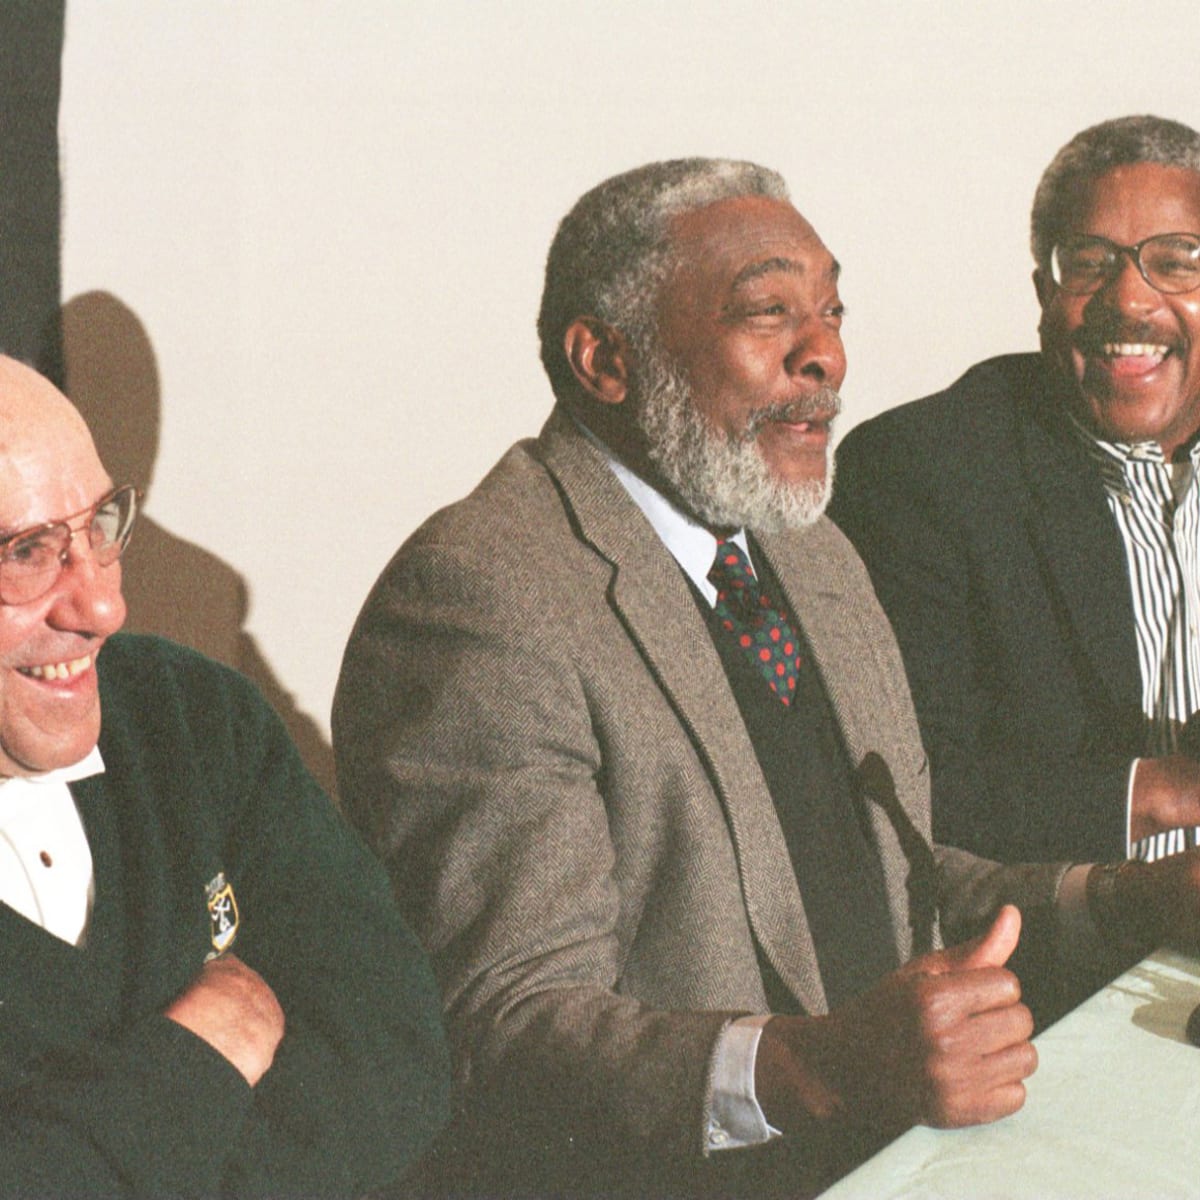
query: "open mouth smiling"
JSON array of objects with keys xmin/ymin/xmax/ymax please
[
  {"xmin": 1076, "ymin": 325, "xmax": 1182, "ymax": 378},
  {"xmin": 1100, "ymin": 341, "xmax": 1171, "ymax": 362},
  {"xmin": 17, "ymin": 655, "xmax": 93, "ymax": 681}
]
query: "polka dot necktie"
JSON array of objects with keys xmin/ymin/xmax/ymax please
[{"xmin": 708, "ymin": 538, "xmax": 802, "ymax": 706}]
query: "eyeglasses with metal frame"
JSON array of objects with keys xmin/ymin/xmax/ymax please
[
  {"xmin": 1050, "ymin": 232, "xmax": 1200, "ymax": 296},
  {"xmin": 0, "ymin": 485, "xmax": 141, "ymax": 606}
]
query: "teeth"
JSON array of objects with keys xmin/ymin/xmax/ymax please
[
  {"xmin": 1102, "ymin": 342, "xmax": 1169, "ymax": 357},
  {"xmin": 20, "ymin": 655, "xmax": 93, "ymax": 681}
]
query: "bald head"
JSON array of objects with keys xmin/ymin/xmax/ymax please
[
  {"xmin": 0, "ymin": 355, "xmax": 126, "ymax": 777},
  {"xmin": 0, "ymin": 356, "xmax": 97, "ymax": 483}
]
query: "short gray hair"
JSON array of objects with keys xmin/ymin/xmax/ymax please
[
  {"xmin": 537, "ymin": 158, "xmax": 789, "ymax": 402},
  {"xmin": 1031, "ymin": 114, "xmax": 1200, "ymax": 269}
]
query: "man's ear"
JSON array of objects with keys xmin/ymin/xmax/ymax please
[
  {"xmin": 1033, "ymin": 267, "xmax": 1053, "ymax": 309},
  {"xmin": 563, "ymin": 317, "xmax": 630, "ymax": 406}
]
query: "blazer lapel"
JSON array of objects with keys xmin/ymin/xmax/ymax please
[
  {"xmin": 756, "ymin": 525, "xmax": 928, "ymax": 961},
  {"xmin": 1017, "ymin": 387, "xmax": 1141, "ymax": 714},
  {"xmin": 537, "ymin": 410, "xmax": 828, "ymax": 1015}
]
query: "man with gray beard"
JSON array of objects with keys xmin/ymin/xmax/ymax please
[
  {"xmin": 632, "ymin": 333, "xmax": 841, "ymax": 531},
  {"xmin": 333, "ymin": 159, "xmax": 1196, "ymax": 1198}
]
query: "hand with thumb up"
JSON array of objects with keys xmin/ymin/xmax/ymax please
[{"xmin": 755, "ymin": 905, "xmax": 1035, "ymax": 1145}]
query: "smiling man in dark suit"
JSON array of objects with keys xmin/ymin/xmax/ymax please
[
  {"xmin": 832, "ymin": 116, "xmax": 1200, "ymax": 879},
  {"xmin": 334, "ymin": 156, "xmax": 1200, "ymax": 1199}
]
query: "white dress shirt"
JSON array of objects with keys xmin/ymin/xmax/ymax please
[
  {"xmin": 0, "ymin": 747, "xmax": 105, "ymax": 946},
  {"xmin": 1082, "ymin": 425, "xmax": 1200, "ymax": 862}
]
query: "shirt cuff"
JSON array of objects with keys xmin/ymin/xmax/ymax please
[
  {"xmin": 706, "ymin": 1015, "xmax": 781, "ymax": 1152},
  {"xmin": 1056, "ymin": 862, "xmax": 1103, "ymax": 961},
  {"xmin": 1125, "ymin": 759, "xmax": 1137, "ymax": 858}
]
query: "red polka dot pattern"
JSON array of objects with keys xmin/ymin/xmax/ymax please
[{"xmin": 707, "ymin": 538, "xmax": 803, "ymax": 705}]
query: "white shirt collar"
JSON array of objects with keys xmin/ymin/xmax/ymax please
[
  {"xmin": 599, "ymin": 442, "xmax": 752, "ymax": 606},
  {"xmin": 0, "ymin": 747, "xmax": 103, "ymax": 947},
  {"xmin": 0, "ymin": 745, "xmax": 105, "ymax": 795}
]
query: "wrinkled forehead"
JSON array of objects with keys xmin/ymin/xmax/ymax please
[
  {"xmin": 665, "ymin": 195, "xmax": 838, "ymax": 289},
  {"xmin": 1060, "ymin": 163, "xmax": 1200, "ymax": 238}
]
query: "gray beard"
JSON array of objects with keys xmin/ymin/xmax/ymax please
[{"xmin": 633, "ymin": 345, "xmax": 838, "ymax": 533}]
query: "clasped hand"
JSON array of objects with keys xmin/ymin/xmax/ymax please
[{"xmin": 164, "ymin": 953, "xmax": 285, "ymax": 1086}]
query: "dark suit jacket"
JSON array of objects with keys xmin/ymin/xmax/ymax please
[
  {"xmin": 830, "ymin": 353, "xmax": 1144, "ymax": 864},
  {"xmin": 333, "ymin": 405, "xmax": 1068, "ymax": 1196}
]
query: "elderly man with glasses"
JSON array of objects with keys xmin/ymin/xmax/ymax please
[
  {"xmin": 0, "ymin": 356, "xmax": 448, "ymax": 1197},
  {"xmin": 832, "ymin": 115, "xmax": 1200, "ymax": 1006}
]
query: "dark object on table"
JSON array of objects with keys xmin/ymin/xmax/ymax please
[{"xmin": 1185, "ymin": 1001, "xmax": 1200, "ymax": 1047}]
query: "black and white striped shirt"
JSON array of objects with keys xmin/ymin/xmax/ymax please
[{"xmin": 1084, "ymin": 427, "xmax": 1200, "ymax": 862}]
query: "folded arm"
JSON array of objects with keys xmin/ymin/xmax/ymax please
[{"xmin": 0, "ymin": 645, "xmax": 449, "ymax": 1199}]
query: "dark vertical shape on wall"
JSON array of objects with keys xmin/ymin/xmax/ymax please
[{"xmin": 0, "ymin": 0, "xmax": 66, "ymax": 386}]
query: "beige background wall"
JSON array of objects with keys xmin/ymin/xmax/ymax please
[{"xmin": 55, "ymin": 1, "xmax": 1200, "ymax": 788}]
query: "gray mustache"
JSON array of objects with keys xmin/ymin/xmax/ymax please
[{"xmin": 742, "ymin": 386, "xmax": 842, "ymax": 440}]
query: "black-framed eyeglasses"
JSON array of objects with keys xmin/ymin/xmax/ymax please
[
  {"xmin": 0, "ymin": 485, "xmax": 141, "ymax": 605},
  {"xmin": 1050, "ymin": 232, "xmax": 1200, "ymax": 296}
]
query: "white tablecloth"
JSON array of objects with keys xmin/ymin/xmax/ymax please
[{"xmin": 822, "ymin": 948, "xmax": 1200, "ymax": 1199}]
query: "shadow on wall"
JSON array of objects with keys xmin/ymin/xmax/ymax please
[{"xmin": 61, "ymin": 290, "xmax": 337, "ymax": 798}]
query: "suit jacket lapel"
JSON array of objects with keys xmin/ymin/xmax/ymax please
[
  {"xmin": 1016, "ymin": 381, "xmax": 1141, "ymax": 714},
  {"xmin": 756, "ymin": 527, "xmax": 927, "ymax": 960},
  {"xmin": 537, "ymin": 409, "xmax": 828, "ymax": 1015}
]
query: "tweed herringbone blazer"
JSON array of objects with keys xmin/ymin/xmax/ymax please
[{"xmin": 332, "ymin": 406, "xmax": 1065, "ymax": 1191}]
